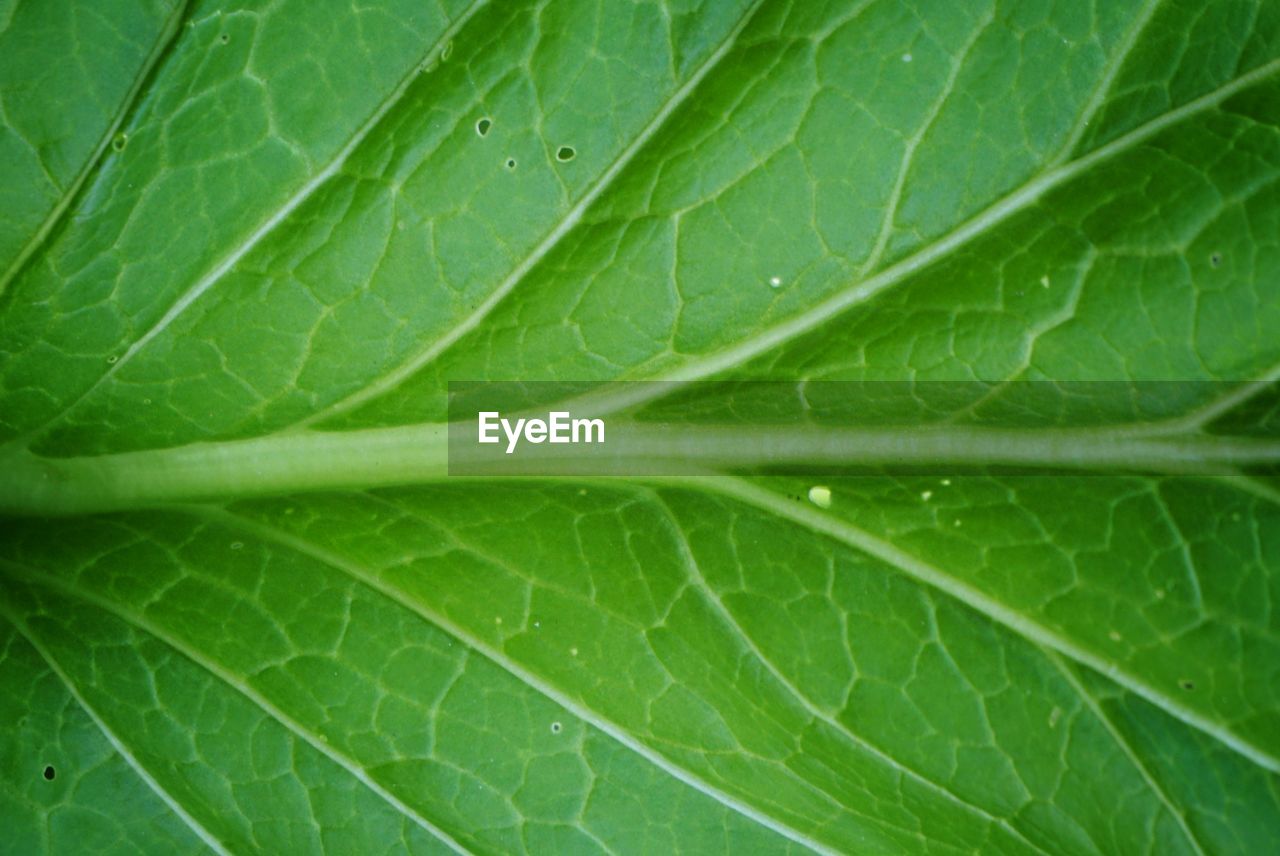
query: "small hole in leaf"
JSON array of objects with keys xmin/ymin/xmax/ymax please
[
  {"xmin": 505, "ymin": 158, "xmax": 516, "ymax": 170},
  {"xmin": 1210, "ymin": 252, "xmax": 1222, "ymax": 268},
  {"xmin": 550, "ymin": 722, "xmax": 562, "ymax": 734},
  {"xmin": 111, "ymin": 134, "xmax": 127, "ymax": 152},
  {"xmin": 1180, "ymin": 679, "xmax": 1195, "ymax": 691},
  {"xmin": 43, "ymin": 766, "xmax": 55, "ymax": 781},
  {"xmin": 556, "ymin": 145, "xmax": 576, "ymax": 162},
  {"xmin": 476, "ymin": 118, "xmax": 491, "ymax": 137}
]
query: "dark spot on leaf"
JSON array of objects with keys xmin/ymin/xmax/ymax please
[
  {"xmin": 111, "ymin": 134, "xmax": 127, "ymax": 152},
  {"xmin": 556, "ymin": 145, "xmax": 576, "ymax": 162},
  {"xmin": 476, "ymin": 118, "xmax": 491, "ymax": 137},
  {"xmin": 43, "ymin": 765, "xmax": 55, "ymax": 781},
  {"xmin": 1180, "ymin": 679, "xmax": 1195, "ymax": 691},
  {"xmin": 550, "ymin": 721, "xmax": 562, "ymax": 734},
  {"xmin": 219, "ymin": 33, "xmax": 229, "ymax": 44},
  {"xmin": 506, "ymin": 158, "xmax": 516, "ymax": 170},
  {"xmin": 1210, "ymin": 252, "xmax": 1222, "ymax": 267}
]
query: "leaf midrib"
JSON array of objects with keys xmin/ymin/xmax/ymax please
[{"xmin": 6, "ymin": 414, "xmax": 1279, "ymax": 515}]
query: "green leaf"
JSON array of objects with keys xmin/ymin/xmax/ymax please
[{"xmin": 2, "ymin": 0, "xmax": 1279, "ymax": 853}]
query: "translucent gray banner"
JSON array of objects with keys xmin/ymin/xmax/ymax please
[{"xmin": 446, "ymin": 381, "xmax": 1280, "ymax": 476}]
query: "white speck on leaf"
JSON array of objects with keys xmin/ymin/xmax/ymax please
[{"xmin": 808, "ymin": 486, "xmax": 832, "ymax": 508}]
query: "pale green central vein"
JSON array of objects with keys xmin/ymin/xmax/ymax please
[{"xmin": 2, "ymin": 418, "xmax": 1276, "ymax": 515}]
